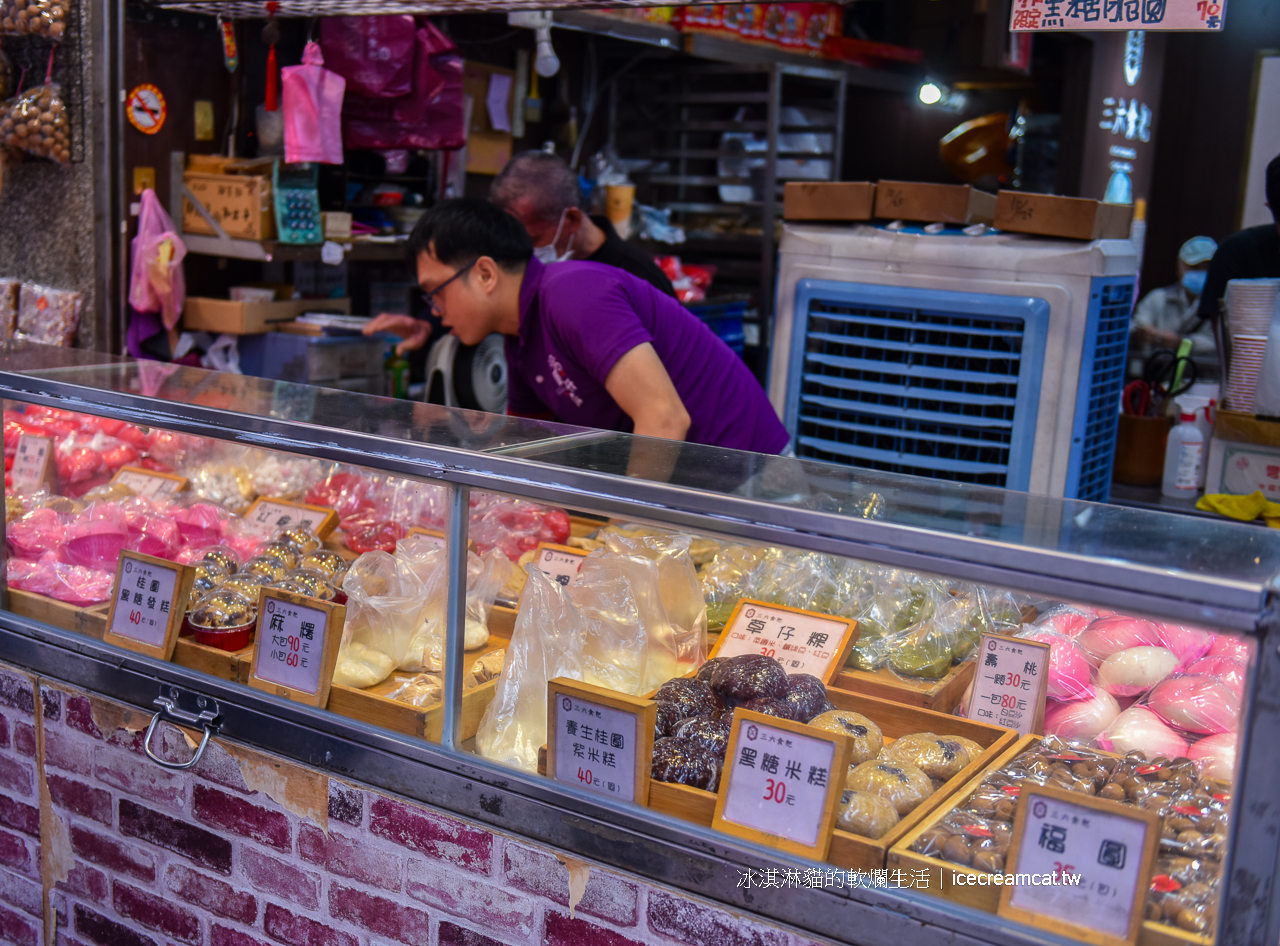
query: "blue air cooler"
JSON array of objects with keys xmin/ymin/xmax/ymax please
[{"xmin": 768, "ymin": 225, "xmax": 1137, "ymax": 501}]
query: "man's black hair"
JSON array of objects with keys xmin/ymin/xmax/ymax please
[
  {"xmin": 407, "ymin": 198, "xmax": 533, "ymax": 272},
  {"xmin": 1268, "ymin": 154, "xmax": 1280, "ymax": 223}
]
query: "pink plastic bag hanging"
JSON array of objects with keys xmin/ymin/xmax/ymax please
[
  {"xmin": 128, "ymin": 189, "xmax": 187, "ymax": 331},
  {"xmin": 319, "ymin": 16, "xmax": 416, "ymax": 99},
  {"xmin": 283, "ymin": 42, "xmax": 346, "ymax": 165},
  {"xmin": 343, "ymin": 23, "xmax": 465, "ymax": 151}
]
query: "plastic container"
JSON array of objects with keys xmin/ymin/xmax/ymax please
[
  {"xmin": 182, "ymin": 614, "xmax": 255, "ymax": 651},
  {"xmin": 1161, "ymin": 405, "xmax": 1204, "ymax": 499},
  {"xmin": 1176, "ymin": 394, "xmax": 1215, "ymax": 488}
]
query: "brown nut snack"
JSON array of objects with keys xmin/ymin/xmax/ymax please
[{"xmin": 0, "ymin": 84, "xmax": 70, "ymax": 162}]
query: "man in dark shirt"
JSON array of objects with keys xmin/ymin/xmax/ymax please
[
  {"xmin": 1198, "ymin": 154, "xmax": 1280, "ymax": 325},
  {"xmin": 490, "ymin": 151, "xmax": 677, "ymax": 297}
]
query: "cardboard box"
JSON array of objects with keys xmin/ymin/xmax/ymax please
[
  {"xmin": 783, "ymin": 182, "xmax": 875, "ymax": 221},
  {"xmin": 183, "ymin": 172, "xmax": 277, "ymax": 241},
  {"xmin": 873, "ymin": 181, "xmax": 998, "ymax": 224},
  {"xmin": 994, "ymin": 191, "xmax": 1134, "ymax": 240},
  {"xmin": 182, "ymin": 297, "xmax": 351, "ymax": 335}
]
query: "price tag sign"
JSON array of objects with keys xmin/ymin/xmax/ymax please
[
  {"xmin": 247, "ymin": 589, "xmax": 345, "ymax": 708},
  {"xmin": 1010, "ymin": 0, "xmax": 1223, "ymax": 32},
  {"xmin": 711, "ymin": 599, "xmax": 859, "ymax": 684},
  {"xmin": 103, "ymin": 552, "xmax": 194, "ymax": 660},
  {"xmin": 546, "ymin": 678, "xmax": 656, "ymax": 806},
  {"xmin": 111, "ymin": 465, "xmax": 188, "ymax": 500},
  {"xmin": 999, "ymin": 785, "xmax": 1160, "ymax": 946},
  {"xmin": 243, "ymin": 498, "xmax": 339, "ymax": 540},
  {"xmin": 530, "ymin": 543, "xmax": 587, "ymax": 589},
  {"xmin": 405, "ymin": 527, "xmax": 447, "ymax": 549},
  {"xmin": 712, "ymin": 708, "xmax": 852, "ymax": 859},
  {"xmin": 11, "ymin": 434, "xmax": 54, "ymax": 492},
  {"xmin": 965, "ymin": 633, "xmax": 1051, "ymax": 736}
]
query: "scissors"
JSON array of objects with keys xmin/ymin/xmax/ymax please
[
  {"xmin": 1143, "ymin": 344, "xmax": 1198, "ymax": 412},
  {"xmin": 1122, "ymin": 380, "xmax": 1152, "ymax": 416}
]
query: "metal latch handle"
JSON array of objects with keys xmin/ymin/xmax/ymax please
[{"xmin": 143, "ymin": 693, "xmax": 220, "ymax": 771}]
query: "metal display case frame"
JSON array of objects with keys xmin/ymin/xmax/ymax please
[{"xmin": 1, "ymin": 346, "xmax": 1277, "ymax": 946}]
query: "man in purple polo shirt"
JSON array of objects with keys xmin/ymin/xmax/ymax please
[{"xmin": 366, "ymin": 199, "xmax": 788, "ymax": 455}]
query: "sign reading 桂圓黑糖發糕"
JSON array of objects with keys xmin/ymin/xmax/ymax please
[{"xmin": 1010, "ymin": 0, "xmax": 1223, "ymax": 31}]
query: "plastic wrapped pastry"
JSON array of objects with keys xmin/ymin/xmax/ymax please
[
  {"xmin": 332, "ymin": 639, "xmax": 396, "ymax": 688},
  {"xmin": 258, "ymin": 541, "xmax": 301, "ymax": 571},
  {"xmin": 709, "ymin": 653, "xmax": 788, "ymax": 706},
  {"xmin": 1145, "ymin": 675, "xmax": 1240, "ymax": 735},
  {"xmin": 739, "ymin": 697, "xmax": 791, "ymax": 719},
  {"xmin": 880, "ymin": 733, "xmax": 974, "ymax": 783},
  {"xmin": 780, "ymin": 673, "xmax": 829, "ymax": 722},
  {"xmin": 1097, "ymin": 705, "xmax": 1190, "ymax": 759},
  {"xmin": 1097, "ymin": 646, "xmax": 1180, "ymax": 698},
  {"xmin": 200, "ymin": 546, "xmax": 240, "ymax": 575},
  {"xmin": 188, "ymin": 589, "xmax": 254, "ymax": 629},
  {"xmin": 300, "ymin": 549, "xmax": 347, "ymax": 579},
  {"xmin": 672, "ymin": 715, "xmax": 731, "ymax": 758},
  {"xmin": 836, "ymin": 790, "xmax": 900, "ymax": 840},
  {"xmin": 1158, "ymin": 624, "xmax": 1214, "ymax": 668},
  {"xmin": 242, "ymin": 556, "xmax": 288, "ymax": 583},
  {"xmin": 809, "ymin": 710, "xmax": 883, "ymax": 764},
  {"xmin": 191, "ymin": 561, "xmax": 228, "ymax": 597},
  {"xmin": 1077, "ymin": 616, "xmax": 1163, "ymax": 665},
  {"xmin": 1185, "ymin": 656, "xmax": 1246, "ymax": 696},
  {"xmin": 1021, "ymin": 628, "xmax": 1094, "ymax": 701},
  {"xmin": 846, "ymin": 759, "xmax": 933, "ymax": 815},
  {"xmin": 654, "ymin": 678, "xmax": 725, "ymax": 737},
  {"xmin": 386, "ymin": 673, "xmax": 444, "ymax": 707},
  {"xmin": 470, "ymin": 649, "xmax": 505, "ymax": 684},
  {"xmin": 1042, "ymin": 689, "xmax": 1121, "ymax": 742},
  {"xmin": 651, "ymin": 736, "xmax": 721, "ymax": 791},
  {"xmin": 1187, "ymin": 732, "xmax": 1237, "ymax": 781}
]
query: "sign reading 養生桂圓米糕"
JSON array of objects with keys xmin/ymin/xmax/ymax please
[
  {"xmin": 547, "ymin": 678, "xmax": 655, "ymax": 806},
  {"xmin": 1010, "ymin": 0, "xmax": 1223, "ymax": 31},
  {"xmin": 999, "ymin": 785, "xmax": 1160, "ymax": 946}
]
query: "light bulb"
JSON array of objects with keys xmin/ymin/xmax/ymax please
[
  {"xmin": 535, "ymin": 26, "xmax": 559, "ymax": 77},
  {"xmin": 918, "ymin": 82, "xmax": 943, "ymax": 106}
]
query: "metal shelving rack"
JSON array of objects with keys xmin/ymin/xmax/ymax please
[{"xmin": 619, "ymin": 58, "xmax": 845, "ymax": 360}]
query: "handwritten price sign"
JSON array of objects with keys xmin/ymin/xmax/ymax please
[
  {"xmin": 713, "ymin": 708, "xmax": 852, "ymax": 858},
  {"xmin": 712, "ymin": 600, "xmax": 858, "ymax": 684},
  {"xmin": 11, "ymin": 434, "xmax": 54, "ymax": 492},
  {"xmin": 1010, "ymin": 0, "xmax": 1224, "ymax": 31},
  {"xmin": 965, "ymin": 633, "xmax": 1050, "ymax": 736},
  {"xmin": 104, "ymin": 552, "xmax": 193, "ymax": 660},
  {"xmin": 999, "ymin": 786, "xmax": 1160, "ymax": 946},
  {"xmin": 547, "ymin": 678, "xmax": 655, "ymax": 805},
  {"xmin": 248, "ymin": 589, "xmax": 344, "ymax": 708},
  {"xmin": 111, "ymin": 466, "xmax": 188, "ymax": 500},
  {"xmin": 242, "ymin": 498, "xmax": 338, "ymax": 540}
]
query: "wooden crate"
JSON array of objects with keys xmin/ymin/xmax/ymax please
[
  {"xmin": 833, "ymin": 661, "xmax": 976, "ymax": 714},
  {"xmin": 7, "ymin": 588, "xmax": 109, "ymax": 638},
  {"xmin": 887, "ymin": 735, "xmax": 1217, "ymax": 946},
  {"xmin": 637, "ymin": 687, "xmax": 1016, "ymax": 871},
  {"xmin": 173, "ymin": 637, "xmax": 255, "ymax": 683}
]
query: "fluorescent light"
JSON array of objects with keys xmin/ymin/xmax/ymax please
[{"xmin": 919, "ymin": 82, "xmax": 944, "ymax": 106}]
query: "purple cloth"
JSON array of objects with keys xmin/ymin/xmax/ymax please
[
  {"xmin": 506, "ymin": 258, "xmax": 789, "ymax": 454},
  {"xmin": 125, "ymin": 304, "xmax": 165, "ymax": 359}
]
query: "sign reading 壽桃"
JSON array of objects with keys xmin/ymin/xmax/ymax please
[{"xmin": 1010, "ymin": 0, "xmax": 1224, "ymax": 31}]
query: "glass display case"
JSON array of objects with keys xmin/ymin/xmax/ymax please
[{"xmin": 1, "ymin": 340, "xmax": 1277, "ymax": 946}]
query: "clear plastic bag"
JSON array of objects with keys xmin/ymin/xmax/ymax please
[
  {"xmin": 467, "ymin": 492, "xmax": 570, "ymax": 561},
  {"xmin": 1042, "ymin": 690, "xmax": 1120, "ymax": 742},
  {"xmin": 1144, "ymin": 674, "xmax": 1240, "ymax": 735},
  {"xmin": 0, "ymin": 0, "xmax": 66, "ymax": 37},
  {"xmin": 570, "ymin": 551, "xmax": 680, "ymax": 695},
  {"xmin": 476, "ymin": 567, "xmax": 583, "ymax": 771},
  {"xmin": 16, "ymin": 281, "xmax": 81, "ymax": 345},
  {"xmin": 601, "ymin": 532, "xmax": 707, "ymax": 672},
  {"xmin": 0, "ymin": 84, "xmax": 69, "ymax": 160},
  {"xmin": 700, "ymin": 544, "xmax": 771, "ymax": 629},
  {"xmin": 128, "ymin": 189, "xmax": 187, "ymax": 330},
  {"xmin": 62, "ymin": 500, "xmax": 128, "ymax": 569},
  {"xmin": 1020, "ymin": 627, "xmax": 1095, "ymax": 701},
  {"xmin": 334, "ymin": 550, "xmax": 428, "ymax": 688}
]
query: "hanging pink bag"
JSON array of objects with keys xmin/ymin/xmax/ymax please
[
  {"xmin": 128, "ymin": 189, "xmax": 187, "ymax": 331},
  {"xmin": 343, "ymin": 22, "xmax": 464, "ymax": 151},
  {"xmin": 283, "ymin": 41, "xmax": 346, "ymax": 165},
  {"xmin": 319, "ymin": 16, "xmax": 415, "ymax": 99}
]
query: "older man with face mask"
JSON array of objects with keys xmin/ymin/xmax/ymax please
[
  {"xmin": 366, "ymin": 198, "xmax": 787, "ymax": 466},
  {"xmin": 1129, "ymin": 235, "xmax": 1219, "ymax": 380},
  {"xmin": 490, "ymin": 150, "xmax": 676, "ymax": 297}
]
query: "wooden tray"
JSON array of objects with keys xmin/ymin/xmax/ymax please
[
  {"xmin": 173, "ymin": 637, "xmax": 255, "ymax": 683},
  {"xmin": 535, "ymin": 683, "xmax": 1016, "ymax": 872},
  {"xmin": 7, "ymin": 588, "xmax": 110, "ymax": 638},
  {"xmin": 833, "ymin": 661, "xmax": 976, "ymax": 714},
  {"xmin": 887, "ymin": 735, "xmax": 1217, "ymax": 946}
]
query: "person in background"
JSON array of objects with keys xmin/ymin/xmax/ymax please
[
  {"xmin": 1198, "ymin": 153, "xmax": 1280, "ymax": 329},
  {"xmin": 1130, "ymin": 235, "xmax": 1218, "ymax": 380},
  {"xmin": 489, "ymin": 150, "xmax": 677, "ymax": 298},
  {"xmin": 367, "ymin": 199, "xmax": 788, "ymax": 469}
]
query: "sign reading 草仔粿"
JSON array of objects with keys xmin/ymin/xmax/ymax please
[
  {"xmin": 1010, "ymin": 0, "xmax": 1224, "ymax": 31},
  {"xmin": 711, "ymin": 600, "xmax": 858, "ymax": 684}
]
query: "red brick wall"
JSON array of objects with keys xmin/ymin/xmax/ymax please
[{"xmin": 0, "ymin": 664, "xmax": 822, "ymax": 946}]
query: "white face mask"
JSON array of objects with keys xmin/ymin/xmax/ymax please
[{"xmin": 532, "ymin": 209, "xmax": 575, "ymax": 264}]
